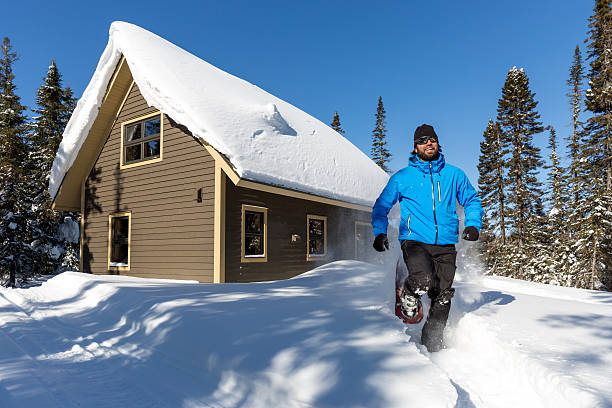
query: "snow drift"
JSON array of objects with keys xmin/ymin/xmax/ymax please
[{"xmin": 0, "ymin": 258, "xmax": 610, "ymax": 407}]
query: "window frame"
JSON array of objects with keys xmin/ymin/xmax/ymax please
[
  {"xmin": 107, "ymin": 211, "xmax": 131, "ymax": 272},
  {"xmin": 354, "ymin": 221, "xmax": 373, "ymax": 259},
  {"xmin": 241, "ymin": 204, "xmax": 268, "ymax": 263},
  {"xmin": 306, "ymin": 214, "xmax": 327, "ymax": 261},
  {"xmin": 120, "ymin": 112, "xmax": 163, "ymax": 169}
]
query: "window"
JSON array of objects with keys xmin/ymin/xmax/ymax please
[
  {"xmin": 121, "ymin": 113, "xmax": 162, "ymax": 168},
  {"xmin": 241, "ymin": 205, "xmax": 267, "ymax": 262},
  {"xmin": 307, "ymin": 215, "xmax": 327, "ymax": 260},
  {"xmin": 108, "ymin": 212, "xmax": 131, "ymax": 270},
  {"xmin": 355, "ymin": 221, "xmax": 373, "ymax": 260}
]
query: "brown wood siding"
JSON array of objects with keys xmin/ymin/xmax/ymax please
[
  {"xmin": 224, "ymin": 177, "xmax": 373, "ymax": 282},
  {"xmin": 83, "ymin": 83, "xmax": 216, "ymax": 282}
]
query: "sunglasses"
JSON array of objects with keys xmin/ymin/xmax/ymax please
[{"xmin": 416, "ymin": 135, "xmax": 438, "ymax": 145}]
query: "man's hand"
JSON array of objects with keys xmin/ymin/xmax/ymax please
[
  {"xmin": 462, "ymin": 226, "xmax": 479, "ymax": 241},
  {"xmin": 373, "ymin": 233, "xmax": 389, "ymax": 252}
]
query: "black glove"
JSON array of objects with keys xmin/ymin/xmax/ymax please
[
  {"xmin": 462, "ymin": 226, "xmax": 479, "ymax": 241},
  {"xmin": 373, "ymin": 233, "xmax": 389, "ymax": 252}
]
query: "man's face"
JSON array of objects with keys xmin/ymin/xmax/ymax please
[{"xmin": 415, "ymin": 137, "xmax": 439, "ymax": 161}]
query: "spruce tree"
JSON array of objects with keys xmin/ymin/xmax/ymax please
[
  {"xmin": 477, "ymin": 120, "xmax": 507, "ymax": 273},
  {"xmin": 584, "ymin": 0, "xmax": 612, "ymax": 193},
  {"xmin": 27, "ymin": 61, "xmax": 78, "ymax": 275},
  {"xmin": 496, "ymin": 67, "xmax": 545, "ymax": 279},
  {"xmin": 330, "ymin": 111, "xmax": 345, "ymax": 135},
  {"xmin": 370, "ymin": 96, "xmax": 391, "ymax": 172},
  {"xmin": 566, "ymin": 45, "xmax": 585, "ymax": 205},
  {"xmin": 545, "ymin": 127, "xmax": 568, "ymax": 228},
  {"xmin": 579, "ymin": 0, "xmax": 612, "ymax": 289},
  {"xmin": 0, "ymin": 38, "xmax": 33, "ymax": 286},
  {"xmin": 540, "ymin": 126, "xmax": 575, "ymax": 285}
]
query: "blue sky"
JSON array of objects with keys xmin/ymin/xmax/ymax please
[{"xmin": 5, "ymin": 0, "xmax": 593, "ymax": 186}]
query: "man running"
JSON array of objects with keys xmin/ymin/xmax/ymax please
[{"xmin": 371, "ymin": 124, "xmax": 483, "ymax": 352}]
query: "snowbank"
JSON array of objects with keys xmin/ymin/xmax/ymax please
[{"xmin": 0, "ymin": 261, "xmax": 610, "ymax": 407}]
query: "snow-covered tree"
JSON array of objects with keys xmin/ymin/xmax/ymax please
[
  {"xmin": 531, "ymin": 126, "xmax": 576, "ymax": 285},
  {"xmin": 496, "ymin": 67, "xmax": 545, "ymax": 279},
  {"xmin": 26, "ymin": 61, "xmax": 78, "ymax": 275},
  {"xmin": 544, "ymin": 127, "xmax": 568, "ymax": 231},
  {"xmin": 370, "ymin": 96, "xmax": 391, "ymax": 173},
  {"xmin": 330, "ymin": 111, "xmax": 345, "ymax": 135},
  {"xmin": 0, "ymin": 37, "xmax": 34, "ymax": 287},
  {"xmin": 477, "ymin": 120, "xmax": 507, "ymax": 273},
  {"xmin": 566, "ymin": 44, "xmax": 585, "ymax": 206},
  {"xmin": 578, "ymin": 0, "xmax": 612, "ymax": 289}
]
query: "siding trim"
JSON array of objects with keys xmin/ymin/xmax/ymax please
[
  {"xmin": 214, "ymin": 162, "xmax": 226, "ymax": 282},
  {"xmin": 80, "ymin": 179, "xmax": 85, "ymax": 273},
  {"xmin": 241, "ymin": 204, "xmax": 268, "ymax": 263},
  {"xmin": 107, "ymin": 211, "xmax": 132, "ymax": 272},
  {"xmin": 119, "ymin": 112, "xmax": 164, "ymax": 169},
  {"xmin": 115, "ymin": 81, "xmax": 135, "ymax": 121},
  {"xmin": 102, "ymin": 57, "xmax": 127, "ymax": 106},
  {"xmin": 306, "ymin": 214, "xmax": 328, "ymax": 261}
]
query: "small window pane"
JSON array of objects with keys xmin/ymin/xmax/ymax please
[
  {"xmin": 111, "ymin": 216, "xmax": 129, "ymax": 264},
  {"xmin": 126, "ymin": 123, "xmax": 142, "ymax": 141},
  {"xmin": 144, "ymin": 140, "xmax": 160, "ymax": 158},
  {"xmin": 309, "ymin": 238, "xmax": 324, "ymax": 255},
  {"xmin": 245, "ymin": 235, "xmax": 263, "ymax": 256},
  {"xmin": 309, "ymin": 219, "xmax": 325, "ymax": 255},
  {"xmin": 245, "ymin": 211, "xmax": 263, "ymax": 234},
  {"xmin": 125, "ymin": 144, "xmax": 142, "ymax": 162},
  {"xmin": 244, "ymin": 210, "xmax": 265, "ymax": 257},
  {"xmin": 309, "ymin": 219, "xmax": 323, "ymax": 237},
  {"xmin": 145, "ymin": 118, "xmax": 161, "ymax": 137}
]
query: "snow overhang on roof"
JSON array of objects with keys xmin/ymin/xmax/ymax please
[{"xmin": 49, "ymin": 21, "xmax": 389, "ymax": 208}]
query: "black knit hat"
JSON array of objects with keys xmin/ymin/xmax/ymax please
[{"xmin": 414, "ymin": 124, "xmax": 438, "ymax": 146}]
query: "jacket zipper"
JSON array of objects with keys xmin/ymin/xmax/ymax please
[
  {"xmin": 430, "ymin": 162, "xmax": 438, "ymax": 244},
  {"xmin": 406, "ymin": 214, "xmax": 412, "ymax": 236},
  {"xmin": 437, "ymin": 181, "xmax": 441, "ymax": 202}
]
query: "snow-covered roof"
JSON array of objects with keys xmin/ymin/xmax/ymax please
[{"xmin": 49, "ymin": 22, "xmax": 388, "ymax": 207}]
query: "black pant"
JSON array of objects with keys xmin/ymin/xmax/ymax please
[{"xmin": 401, "ymin": 240, "xmax": 457, "ymax": 351}]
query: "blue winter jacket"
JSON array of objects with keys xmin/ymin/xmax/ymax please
[{"xmin": 372, "ymin": 153, "xmax": 483, "ymax": 245}]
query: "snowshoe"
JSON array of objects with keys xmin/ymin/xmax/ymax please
[{"xmin": 395, "ymin": 286, "xmax": 423, "ymax": 324}]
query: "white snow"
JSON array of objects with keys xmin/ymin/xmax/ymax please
[
  {"xmin": 57, "ymin": 217, "xmax": 79, "ymax": 244},
  {"xmin": 49, "ymin": 22, "xmax": 388, "ymax": 207},
  {"xmin": 0, "ymin": 252, "xmax": 610, "ymax": 407}
]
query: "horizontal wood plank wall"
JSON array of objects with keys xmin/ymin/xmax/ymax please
[
  {"xmin": 83, "ymin": 83, "xmax": 215, "ymax": 282},
  {"xmin": 225, "ymin": 179, "xmax": 372, "ymax": 282}
]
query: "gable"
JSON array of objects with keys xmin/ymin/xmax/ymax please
[{"xmin": 52, "ymin": 57, "xmax": 133, "ymax": 211}]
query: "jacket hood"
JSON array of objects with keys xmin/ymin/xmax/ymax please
[{"xmin": 409, "ymin": 152, "xmax": 446, "ymax": 174}]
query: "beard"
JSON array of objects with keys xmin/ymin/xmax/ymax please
[{"xmin": 415, "ymin": 146, "xmax": 440, "ymax": 161}]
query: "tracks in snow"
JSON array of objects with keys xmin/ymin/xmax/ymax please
[
  {"xmin": 406, "ymin": 307, "xmax": 602, "ymax": 408},
  {"xmin": 0, "ymin": 290, "xmax": 167, "ymax": 408}
]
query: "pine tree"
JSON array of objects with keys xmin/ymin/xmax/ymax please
[
  {"xmin": 330, "ymin": 111, "xmax": 345, "ymax": 135},
  {"xmin": 566, "ymin": 45, "xmax": 585, "ymax": 205},
  {"xmin": 545, "ymin": 127, "xmax": 568, "ymax": 229},
  {"xmin": 477, "ymin": 120, "xmax": 507, "ymax": 273},
  {"xmin": 579, "ymin": 0, "xmax": 612, "ymax": 290},
  {"xmin": 496, "ymin": 67, "xmax": 545, "ymax": 279},
  {"xmin": 26, "ymin": 61, "xmax": 78, "ymax": 275},
  {"xmin": 370, "ymin": 96, "xmax": 391, "ymax": 172},
  {"xmin": 584, "ymin": 0, "xmax": 612, "ymax": 193},
  {"xmin": 0, "ymin": 38, "xmax": 33, "ymax": 287},
  {"xmin": 538, "ymin": 126, "xmax": 576, "ymax": 285}
]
